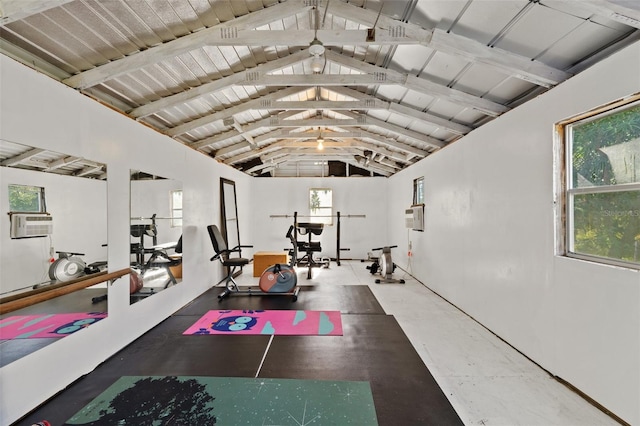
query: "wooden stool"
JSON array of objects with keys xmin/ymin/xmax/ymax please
[{"xmin": 253, "ymin": 251, "xmax": 289, "ymax": 277}]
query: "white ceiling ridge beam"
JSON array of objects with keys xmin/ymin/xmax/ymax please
[
  {"xmin": 256, "ymin": 139, "xmax": 408, "ymax": 163},
  {"xmin": 237, "ymin": 74, "xmax": 406, "ymax": 86},
  {"xmin": 242, "ymin": 117, "xmax": 362, "ymax": 133},
  {"xmin": 0, "ymin": 0, "xmax": 74, "ymax": 26},
  {"xmin": 328, "ymin": 86, "xmax": 472, "ymax": 135},
  {"xmin": 335, "ymin": 110, "xmax": 445, "ymax": 149},
  {"xmin": 327, "ymin": 0, "xmax": 568, "ymax": 87},
  {"xmin": 63, "ymin": 0, "xmax": 312, "ymax": 90},
  {"xmin": 325, "ymin": 51, "xmax": 508, "ymax": 117},
  {"xmin": 0, "ymin": 148, "xmax": 46, "ymax": 166},
  {"xmin": 130, "ymin": 50, "xmax": 310, "ymax": 119},
  {"xmin": 254, "ymin": 130, "xmax": 371, "ymax": 144},
  {"xmin": 187, "ymin": 111, "xmax": 298, "ymax": 149},
  {"xmin": 130, "ymin": 29, "xmax": 427, "ymax": 47},
  {"xmin": 166, "ymin": 86, "xmax": 309, "ymax": 136},
  {"xmin": 260, "ymin": 99, "xmax": 387, "ymax": 110}
]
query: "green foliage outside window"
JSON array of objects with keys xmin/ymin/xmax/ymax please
[
  {"xmin": 8, "ymin": 184, "xmax": 46, "ymax": 212},
  {"xmin": 568, "ymin": 102, "xmax": 640, "ymax": 266}
]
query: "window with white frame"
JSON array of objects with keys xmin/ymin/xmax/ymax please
[
  {"xmin": 413, "ymin": 177, "xmax": 424, "ymax": 206},
  {"xmin": 8, "ymin": 184, "xmax": 46, "ymax": 212},
  {"xmin": 171, "ymin": 190, "xmax": 183, "ymax": 228},
  {"xmin": 561, "ymin": 96, "xmax": 640, "ymax": 268},
  {"xmin": 309, "ymin": 188, "xmax": 332, "ymax": 225}
]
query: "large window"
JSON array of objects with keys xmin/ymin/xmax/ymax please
[
  {"xmin": 8, "ymin": 184, "xmax": 46, "ymax": 212},
  {"xmin": 309, "ymin": 188, "xmax": 332, "ymax": 225},
  {"xmin": 562, "ymin": 97, "xmax": 640, "ymax": 268}
]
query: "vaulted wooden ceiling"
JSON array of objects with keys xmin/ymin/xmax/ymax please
[{"xmin": 1, "ymin": 0, "xmax": 639, "ymax": 177}]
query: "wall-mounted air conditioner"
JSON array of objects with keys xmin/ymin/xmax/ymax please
[
  {"xmin": 10, "ymin": 213, "xmax": 53, "ymax": 238},
  {"xmin": 405, "ymin": 205, "xmax": 424, "ymax": 232}
]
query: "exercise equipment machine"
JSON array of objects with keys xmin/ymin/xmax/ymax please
[
  {"xmin": 366, "ymin": 245, "xmax": 405, "ymax": 284},
  {"xmin": 271, "ymin": 211, "xmax": 365, "ymax": 266},
  {"xmin": 48, "ymin": 251, "xmax": 87, "ymax": 282},
  {"xmin": 286, "ymin": 219, "xmax": 325, "ymax": 279},
  {"xmin": 208, "ymin": 224, "xmax": 299, "ymax": 301},
  {"xmin": 46, "ymin": 251, "xmax": 108, "ymax": 284}
]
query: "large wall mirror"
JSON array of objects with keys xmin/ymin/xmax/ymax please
[
  {"xmin": 220, "ymin": 178, "xmax": 243, "ymax": 278},
  {"xmin": 0, "ymin": 139, "xmax": 108, "ymax": 366},
  {"xmin": 129, "ymin": 170, "xmax": 183, "ymax": 304},
  {"xmin": 220, "ymin": 178, "xmax": 240, "ymax": 253}
]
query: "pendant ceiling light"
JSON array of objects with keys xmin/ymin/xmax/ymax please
[{"xmin": 309, "ymin": 38, "xmax": 325, "ymax": 73}]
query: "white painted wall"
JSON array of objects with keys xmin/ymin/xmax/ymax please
[
  {"xmin": 1, "ymin": 39, "xmax": 638, "ymax": 426},
  {"xmin": 0, "ymin": 168, "xmax": 107, "ymax": 293},
  {"xmin": 388, "ymin": 42, "xmax": 640, "ymax": 424},
  {"xmin": 0, "ymin": 55, "xmax": 252, "ymax": 425},
  {"xmin": 249, "ymin": 177, "xmax": 388, "ymax": 261}
]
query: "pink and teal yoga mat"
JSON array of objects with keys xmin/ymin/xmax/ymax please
[
  {"xmin": 183, "ymin": 310, "xmax": 342, "ymax": 336},
  {"xmin": 0, "ymin": 312, "xmax": 107, "ymax": 339}
]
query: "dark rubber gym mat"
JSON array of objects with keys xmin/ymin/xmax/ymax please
[
  {"xmin": 15, "ymin": 315, "xmax": 271, "ymax": 426},
  {"xmin": 14, "ymin": 287, "xmax": 461, "ymax": 426},
  {"xmin": 176, "ymin": 284, "xmax": 385, "ymax": 315},
  {"xmin": 260, "ymin": 314, "xmax": 464, "ymax": 426}
]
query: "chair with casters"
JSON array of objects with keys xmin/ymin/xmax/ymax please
[{"xmin": 208, "ymin": 224, "xmax": 299, "ymax": 301}]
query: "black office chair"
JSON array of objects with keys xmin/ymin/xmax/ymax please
[
  {"xmin": 207, "ymin": 224, "xmax": 253, "ymax": 300},
  {"xmin": 144, "ymin": 235, "xmax": 183, "ymax": 288}
]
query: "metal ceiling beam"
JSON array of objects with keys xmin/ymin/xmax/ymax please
[
  {"xmin": 0, "ymin": 0, "xmax": 73, "ymax": 26},
  {"xmin": 131, "ymin": 50, "xmax": 310, "ymax": 119},
  {"xmin": 326, "ymin": 0, "xmax": 570, "ymax": 87},
  {"xmin": 250, "ymin": 139, "xmax": 409, "ymax": 163},
  {"xmin": 220, "ymin": 125, "xmax": 429, "ymax": 164},
  {"xmin": 44, "ymin": 156, "xmax": 82, "ymax": 171},
  {"xmin": 62, "ymin": 0, "xmax": 313, "ymax": 89},
  {"xmin": 325, "ymin": 51, "xmax": 508, "ymax": 117},
  {"xmin": 0, "ymin": 148, "xmax": 45, "ymax": 166},
  {"xmin": 328, "ymin": 86, "xmax": 472, "ymax": 135},
  {"xmin": 259, "ymin": 148, "xmax": 398, "ymax": 174},
  {"xmin": 165, "ymin": 86, "xmax": 310, "ymax": 136},
  {"xmin": 334, "ymin": 110, "xmax": 445, "ymax": 149},
  {"xmin": 570, "ymin": 0, "xmax": 640, "ymax": 28}
]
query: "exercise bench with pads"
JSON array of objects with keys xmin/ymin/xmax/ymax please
[{"xmin": 208, "ymin": 224, "xmax": 299, "ymax": 301}]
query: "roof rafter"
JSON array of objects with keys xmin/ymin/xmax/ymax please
[
  {"xmin": 326, "ymin": 0, "xmax": 570, "ymax": 87},
  {"xmin": 325, "ymin": 51, "xmax": 508, "ymax": 117},
  {"xmin": 63, "ymin": 0, "xmax": 313, "ymax": 89}
]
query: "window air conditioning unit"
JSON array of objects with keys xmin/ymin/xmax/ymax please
[
  {"xmin": 405, "ymin": 205, "xmax": 424, "ymax": 232},
  {"xmin": 10, "ymin": 213, "xmax": 53, "ymax": 238}
]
